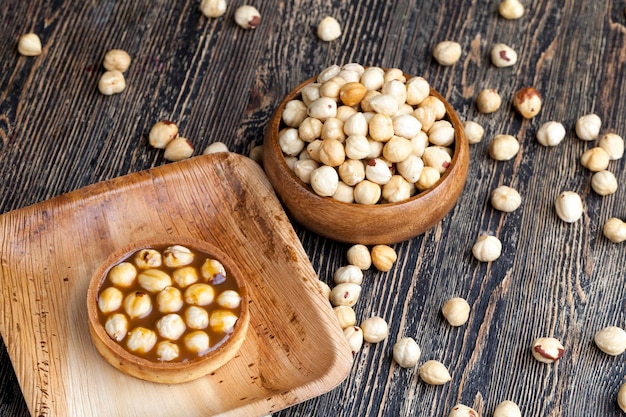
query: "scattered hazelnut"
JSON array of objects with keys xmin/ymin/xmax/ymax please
[
  {"xmin": 554, "ymin": 191, "xmax": 583, "ymax": 223},
  {"xmin": 490, "ymin": 43, "xmax": 517, "ymax": 67},
  {"xmin": 202, "ymin": 142, "xmax": 230, "ymax": 155},
  {"xmin": 432, "ymin": 41, "xmax": 462, "ymax": 66},
  {"xmin": 463, "ymin": 121, "xmax": 485, "ymax": 144},
  {"xmin": 317, "ymin": 16, "xmax": 342, "ymax": 42},
  {"xmin": 343, "ymin": 326, "xmax": 364, "ymax": 354},
  {"xmin": 472, "ymin": 234, "xmax": 502, "ymax": 262},
  {"xmin": 329, "ymin": 283, "xmax": 361, "ymax": 307},
  {"xmin": 333, "ymin": 306, "xmax": 357, "ymax": 329},
  {"xmin": 536, "ymin": 121, "xmax": 566, "ymax": 147},
  {"xmin": 580, "ymin": 147, "xmax": 610, "ymax": 172},
  {"xmin": 531, "ymin": 337, "xmax": 564, "ymax": 363},
  {"xmin": 442, "ymin": 297, "xmax": 470, "ymax": 326},
  {"xmin": 491, "ymin": 185, "xmax": 522, "ymax": 212},
  {"xmin": 618, "ymin": 383, "xmax": 626, "ymax": 412},
  {"xmin": 489, "ymin": 134, "xmax": 520, "ymax": 161},
  {"xmin": 371, "ymin": 245, "xmax": 397, "ymax": 272},
  {"xmin": 149, "ymin": 120, "xmax": 178, "ymax": 149},
  {"xmin": 593, "ymin": 326, "xmax": 626, "ymax": 355},
  {"xmin": 103, "ymin": 49, "xmax": 131, "ymax": 72},
  {"xmin": 360, "ymin": 316, "xmax": 389, "ymax": 343},
  {"xmin": 599, "ymin": 132, "xmax": 624, "ymax": 160},
  {"xmin": 347, "ymin": 244, "xmax": 372, "ymax": 270},
  {"xmin": 513, "ymin": 87, "xmax": 542, "ymax": 118},
  {"xmin": 333, "ymin": 265, "xmax": 364, "ymax": 285},
  {"xmin": 603, "ymin": 217, "xmax": 626, "ymax": 243},
  {"xmin": 449, "ymin": 404, "xmax": 479, "ymax": 417},
  {"xmin": 591, "ymin": 170, "xmax": 618, "ymax": 195},
  {"xmin": 498, "ymin": 0, "xmax": 525, "ymax": 19},
  {"xmin": 476, "ymin": 89, "xmax": 502, "ymax": 114},
  {"xmin": 199, "ymin": 0, "xmax": 227, "ymax": 18},
  {"xmin": 575, "ymin": 113, "xmax": 601, "ymax": 140},
  {"xmin": 98, "ymin": 70, "xmax": 126, "ymax": 95},
  {"xmin": 17, "ymin": 33, "xmax": 42, "ymax": 56},
  {"xmin": 234, "ymin": 5, "xmax": 260, "ymax": 29},
  {"xmin": 493, "ymin": 400, "xmax": 521, "ymax": 417},
  {"xmin": 393, "ymin": 337, "xmax": 421, "ymax": 368},
  {"xmin": 164, "ymin": 137, "xmax": 194, "ymax": 161},
  {"xmin": 419, "ymin": 360, "xmax": 451, "ymax": 385}
]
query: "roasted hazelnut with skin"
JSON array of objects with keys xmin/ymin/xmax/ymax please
[
  {"xmin": 531, "ymin": 337, "xmax": 564, "ymax": 363},
  {"xmin": 513, "ymin": 87, "xmax": 542, "ymax": 118}
]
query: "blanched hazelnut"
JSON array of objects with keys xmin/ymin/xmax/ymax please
[
  {"xmin": 393, "ymin": 337, "xmax": 421, "ymax": 368},
  {"xmin": 618, "ymin": 383, "xmax": 626, "ymax": 412},
  {"xmin": 163, "ymin": 245, "xmax": 194, "ymax": 267},
  {"xmin": 108, "ymin": 262, "xmax": 137, "ymax": 287},
  {"xmin": 234, "ymin": 5, "xmax": 260, "ymax": 29},
  {"xmin": 489, "ymin": 134, "xmax": 520, "ymax": 161},
  {"xmin": 555, "ymin": 191, "xmax": 583, "ymax": 223},
  {"xmin": 209, "ymin": 310, "xmax": 238, "ymax": 333},
  {"xmin": 360, "ymin": 66, "xmax": 385, "ymax": 91},
  {"xmin": 278, "ymin": 128, "xmax": 305, "ymax": 157},
  {"xmin": 382, "ymin": 175, "xmax": 412, "ymax": 203},
  {"xmin": 536, "ymin": 121, "xmax": 566, "ymax": 146},
  {"xmin": 365, "ymin": 158, "xmax": 393, "ymax": 185},
  {"xmin": 184, "ymin": 331, "xmax": 210, "ymax": 353},
  {"xmin": 98, "ymin": 70, "xmax": 126, "ymax": 95},
  {"xmin": 333, "ymin": 265, "xmax": 364, "ymax": 285},
  {"xmin": 490, "ymin": 43, "xmax": 517, "ymax": 67},
  {"xmin": 310, "ymin": 165, "xmax": 339, "ymax": 196},
  {"xmin": 171, "ymin": 266, "xmax": 198, "ymax": 288},
  {"xmin": 580, "ymin": 147, "xmax": 610, "ymax": 172},
  {"xmin": 406, "ymin": 76, "xmax": 430, "ymax": 106},
  {"xmin": 201, "ymin": 258, "xmax": 226, "ymax": 283},
  {"xmin": 164, "ymin": 137, "xmax": 194, "ymax": 161},
  {"xmin": 418, "ymin": 96, "xmax": 446, "ymax": 120},
  {"xmin": 104, "ymin": 314, "xmax": 129, "ymax": 342},
  {"xmin": 383, "ymin": 136, "xmax": 413, "ymax": 163},
  {"xmin": 17, "ymin": 33, "xmax": 42, "ymax": 56},
  {"xmin": 294, "ymin": 159, "xmax": 319, "ymax": 184},
  {"xmin": 493, "ymin": 400, "xmax": 521, "ymax": 417},
  {"xmin": 149, "ymin": 120, "xmax": 178, "ymax": 149},
  {"xmin": 338, "ymin": 159, "xmax": 365, "ymax": 186},
  {"xmin": 416, "ymin": 166, "xmax": 441, "ymax": 191},
  {"xmin": 593, "ymin": 326, "xmax": 626, "ymax": 355},
  {"xmin": 157, "ymin": 287, "xmax": 184, "ymax": 313},
  {"xmin": 199, "ymin": 0, "xmax": 227, "ymax": 18},
  {"xmin": 329, "ymin": 283, "xmax": 362, "ymax": 307},
  {"xmin": 603, "ymin": 217, "xmax": 626, "ymax": 243},
  {"xmin": 360, "ymin": 316, "xmax": 389, "ymax": 343},
  {"xmin": 156, "ymin": 341, "xmax": 180, "ymax": 361},
  {"xmin": 333, "ymin": 306, "xmax": 357, "ymax": 329},
  {"xmin": 396, "ymin": 155, "xmax": 424, "ymax": 183},
  {"xmin": 442, "ymin": 297, "xmax": 470, "ymax": 326},
  {"xmin": 123, "ymin": 291, "xmax": 152, "ymax": 319},
  {"xmin": 448, "ymin": 404, "xmax": 479, "ymax": 417},
  {"xmin": 599, "ymin": 132, "xmax": 624, "ymax": 160},
  {"xmin": 491, "ymin": 185, "xmax": 522, "ymax": 212},
  {"xmin": 138, "ymin": 269, "xmax": 172, "ymax": 293},
  {"xmin": 513, "ymin": 87, "xmax": 542, "ymax": 118},
  {"xmin": 343, "ymin": 326, "xmax": 364, "ymax": 354},
  {"xmin": 419, "ymin": 360, "xmax": 451, "ymax": 385},
  {"xmin": 591, "ymin": 170, "xmax": 618, "ymax": 195},
  {"xmin": 575, "ymin": 113, "xmax": 601, "ymax": 140},
  {"xmin": 498, "ymin": 0, "xmax": 524, "ymax": 19},
  {"xmin": 156, "ymin": 314, "xmax": 186, "ymax": 340},
  {"xmin": 354, "ymin": 180, "xmax": 381, "ymax": 204},
  {"xmin": 463, "ymin": 121, "xmax": 484, "ymax": 144},
  {"xmin": 476, "ymin": 88, "xmax": 502, "ymax": 114},
  {"xmin": 472, "ymin": 234, "xmax": 502, "ymax": 262},
  {"xmin": 307, "ymin": 97, "xmax": 337, "ymax": 121},
  {"xmin": 428, "ymin": 120, "xmax": 455, "ymax": 147},
  {"xmin": 347, "ymin": 244, "xmax": 372, "ymax": 270},
  {"xmin": 103, "ymin": 49, "xmax": 131, "ymax": 72},
  {"xmin": 371, "ymin": 245, "xmax": 397, "ymax": 272},
  {"xmin": 432, "ymin": 41, "xmax": 462, "ymax": 66},
  {"xmin": 98, "ymin": 287, "xmax": 123, "ymax": 313},
  {"xmin": 127, "ymin": 327, "xmax": 157, "ymax": 353},
  {"xmin": 317, "ymin": 16, "xmax": 342, "ymax": 42},
  {"xmin": 318, "ymin": 138, "xmax": 345, "ymax": 167},
  {"xmin": 531, "ymin": 337, "xmax": 564, "ymax": 363},
  {"xmin": 184, "ymin": 283, "xmax": 215, "ymax": 306},
  {"xmin": 185, "ymin": 305, "xmax": 209, "ymax": 329},
  {"xmin": 422, "ymin": 146, "xmax": 452, "ymax": 174}
]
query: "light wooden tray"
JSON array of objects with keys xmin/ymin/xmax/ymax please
[{"xmin": 0, "ymin": 153, "xmax": 353, "ymax": 417}]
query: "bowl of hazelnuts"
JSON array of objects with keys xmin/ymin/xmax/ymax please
[{"xmin": 262, "ymin": 64, "xmax": 470, "ymax": 245}]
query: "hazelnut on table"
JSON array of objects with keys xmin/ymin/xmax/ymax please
[
  {"xmin": 575, "ymin": 113, "xmax": 602, "ymax": 140},
  {"xmin": 580, "ymin": 147, "xmax": 610, "ymax": 172},
  {"xmin": 103, "ymin": 49, "xmax": 131, "ymax": 72},
  {"xmin": 17, "ymin": 33, "xmax": 42, "ymax": 56},
  {"xmin": 393, "ymin": 337, "xmax": 421, "ymax": 368},
  {"xmin": 149, "ymin": 120, "xmax": 178, "ymax": 149},
  {"xmin": 513, "ymin": 87, "xmax": 542, "ymax": 118},
  {"xmin": 490, "ymin": 43, "xmax": 517, "ymax": 67},
  {"xmin": 554, "ymin": 191, "xmax": 583, "ymax": 223},
  {"xmin": 360, "ymin": 316, "xmax": 389, "ymax": 343},
  {"xmin": 442, "ymin": 297, "xmax": 470, "ymax": 326},
  {"xmin": 419, "ymin": 360, "xmax": 451, "ymax": 385},
  {"xmin": 448, "ymin": 404, "xmax": 479, "ymax": 417},
  {"xmin": 599, "ymin": 132, "xmax": 624, "ymax": 159},
  {"xmin": 463, "ymin": 121, "xmax": 485, "ymax": 144},
  {"xmin": 498, "ymin": 0, "xmax": 525, "ymax": 19},
  {"xmin": 476, "ymin": 89, "xmax": 502, "ymax": 114},
  {"xmin": 536, "ymin": 121, "xmax": 566, "ymax": 147},
  {"xmin": 472, "ymin": 234, "xmax": 502, "ymax": 262},
  {"xmin": 489, "ymin": 134, "xmax": 519, "ymax": 161},
  {"xmin": 491, "ymin": 185, "xmax": 522, "ymax": 212},
  {"xmin": 371, "ymin": 244, "xmax": 397, "ymax": 272},
  {"xmin": 531, "ymin": 337, "xmax": 564, "ymax": 363},
  {"xmin": 164, "ymin": 137, "xmax": 195, "ymax": 161},
  {"xmin": 603, "ymin": 217, "xmax": 626, "ymax": 243},
  {"xmin": 317, "ymin": 16, "xmax": 342, "ymax": 41},
  {"xmin": 591, "ymin": 170, "xmax": 617, "ymax": 196},
  {"xmin": 593, "ymin": 326, "xmax": 626, "ymax": 355},
  {"xmin": 493, "ymin": 400, "xmax": 521, "ymax": 417},
  {"xmin": 432, "ymin": 41, "xmax": 462, "ymax": 66},
  {"xmin": 98, "ymin": 70, "xmax": 126, "ymax": 95},
  {"xmin": 347, "ymin": 244, "xmax": 372, "ymax": 270},
  {"xmin": 618, "ymin": 383, "xmax": 626, "ymax": 412},
  {"xmin": 234, "ymin": 5, "xmax": 260, "ymax": 29},
  {"xmin": 199, "ymin": 0, "xmax": 227, "ymax": 18}
]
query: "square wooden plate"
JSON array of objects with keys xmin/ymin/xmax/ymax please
[{"xmin": 0, "ymin": 153, "xmax": 353, "ymax": 417}]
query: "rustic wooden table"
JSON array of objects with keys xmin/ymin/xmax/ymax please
[{"xmin": 1, "ymin": 0, "xmax": 625, "ymax": 416}]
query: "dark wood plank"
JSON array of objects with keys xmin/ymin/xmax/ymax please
[{"xmin": 1, "ymin": 0, "xmax": 625, "ymax": 416}]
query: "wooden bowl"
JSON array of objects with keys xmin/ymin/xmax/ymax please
[
  {"xmin": 86, "ymin": 237, "xmax": 249, "ymax": 384},
  {"xmin": 262, "ymin": 75, "xmax": 470, "ymax": 245}
]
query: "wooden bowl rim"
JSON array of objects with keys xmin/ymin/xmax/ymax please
[
  {"xmin": 86, "ymin": 236, "xmax": 250, "ymax": 373},
  {"xmin": 266, "ymin": 72, "xmax": 468, "ymax": 210}
]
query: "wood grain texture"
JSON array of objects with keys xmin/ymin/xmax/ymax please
[{"xmin": 1, "ymin": 0, "xmax": 625, "ymax": 416}]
